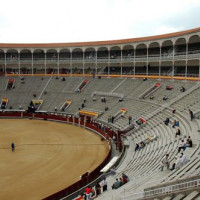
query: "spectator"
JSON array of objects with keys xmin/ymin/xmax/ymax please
[
  {"xmin": 175, "ymin": 128, "xmax": 181, "ymax": 137},
  {"xmin": 161, "ymin": 154, "xmax": 170, "ymax": 171},
  {"xmin": 110, "ymin": 167, "xmax": 116, "ymax": 175},
  {"xmin": 189, "ymin": 109, "xmax": 194, "ymax": 121},
  {"xmin": 180, "ymin": 86, "xmax": 186, "ymax": 92},
  {"xmin": 112, "ymin": 178, "xmax": 121, "ymax": 189},
  {"xmin": 95, "ymin": 182, "xmax": 101, "ymax": 196},
  {"xmin": 119, "ymin": 97, "xmax": 123, "ymax": 102},
  {"xmin": 188, "ymin": 136, "xmax": 193, "ymax": 147},
  {"xmin": 170, "ymin": 156, "xmax": 181, "ymax": 171},
  {"xmin": 102, "ymin": 178, "xmax": 107, "ymax": 192},
  {"xmin": 149, "ymin": 96, "xmax": 155, "ymax": 100},
  {"xmin": 85, "ymin": 186, "xmax": 94, "ymax": 200},
  {"xmin": 135, "ymin": 143, "xmax": 139, "ymax": 151},
  {"xmin": 122, "ymin": 173, "xmax": 130, "ymax": 183},
  {"xmin": 172, "ymin": 108, "xmax": 176, "ymax": 114},
  {"xmin": 164, "ymin": 118, "xmax": 170, "ymax": 126},
  {"xmin": 178, "ymin": 139, "xmax": 185, "ymax": 152},
  {"xmin": 105, "ymin": 106, "xmax": 109, "ymax": 111},
  {"xmin": 128, "ymin": 116, "xmax": 132, "ymax": 124},
  {"xmin": 163, "ymin": 95, "xmax": 168, "ymax": 101},
  {"xmin": 172, "ymin": 120, "xmax": 179, "ymax": 128},
  {"xmin": 119, "ymin": 177, "xmax": 124, "ymax": 187},
  {"xmin": 180, "ymin": 153, "xmax": 190, "ymax": 167},
  {"xmin": 84, "ymin": 98, "xmax": 86, "ymax": 103}
]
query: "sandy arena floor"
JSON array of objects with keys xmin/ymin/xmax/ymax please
[{"xmin": 0, "ymin": 119, "xmax": 109, "ymax": 200}]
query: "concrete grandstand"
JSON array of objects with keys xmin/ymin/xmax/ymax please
[{"xmin": 0, "ymin": 28, "xmax": 200, "ymax": 200}]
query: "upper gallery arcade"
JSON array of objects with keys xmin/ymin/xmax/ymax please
[{"xmin": 0, "ymin": 27, "xmax": 200, "ymax": 77}]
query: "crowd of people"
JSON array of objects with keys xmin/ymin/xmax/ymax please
[
  {"xmin": 75, "ymin": 178, "xmax": 107, "ymax": 200},
  {"xmin": 112, "ymin": 173, "xmax": 130, "ymax": 189},
  {"xmin": 161, "ymin": 152, "xmax": 190, "ymax": 172}
]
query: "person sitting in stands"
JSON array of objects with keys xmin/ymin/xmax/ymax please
[
  {"xmin": 149, "ymin": 96, "xmax": 155, "ymax": 100},
  {"xmin": 85, "ymin": 186, "xmax": 94, "ymax": 200},
  {"xmin": 172, "ymin": 108, "xmax": 176, "ymax": 114},
  {"xmin": 180, "ymin": 86, "xmax": 186, "ymax": 92},
  {"xmin": 163, "ymin": 95, "xmax": 168, "ymax": 101},
  {"xmin": 164, "ymin": 118, "xmax": 170, "ymax": 125},
  {"xmin": 170, "ymin": 156, "xmax": 181, "ymax": 171},
  {"xmin": 175, "ymin": 128, "xmax": 181, "ymax": 137},
  {"xmin": 166, "ymin": 86, "xmax": 173, "ymax": 90},
  {"xmin": 119, "ymin": 97, "xmax": 123, "ymax": 102},
  {"xmin": 135, "ymin": 143, "xmax": 139, "ymax": 151},
  {"xmin": 161, "ymin": 154, "xmax": 170, "ymax": 171},
  {"xmin": 180, "ymin": 153, "xmax": 190, "ymax": 167},
  {"xmin": 122, "ymin": 173, "xmax": 130, "ymax": 183},
  {"xmin": 178, "ymin": 139, "xmax": 185, "ymax": 152},
  {"xmin": 172, "ymin": 120, "xmax": 179, "ymax": 128},
  {"xmin": 112, "ymin": 179, "xmax": 121, "ymax": 189},
  {"xmin": 119, "ymin": 178, "xmax": 124, "ymax": 187},
  {"xmin": 105, "ymin": 106, "xmax": 109, "ymax": 111},
  {"xmin": 186, "ymin": 136, "xmax": 193, "ymax": 147}
]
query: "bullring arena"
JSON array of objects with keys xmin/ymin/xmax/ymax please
[
  {"xmin": 0, "ymin": 27, "xmax": 200, "ymax": 200},
  {"xmin": 0, "ymin": 118, "xmax": 109, "ymax": 200}
]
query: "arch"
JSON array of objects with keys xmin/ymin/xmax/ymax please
[
  {"xmin": 135, "ymin": 43, "xmax": 147, "ymax": 57},
  {"xmin": 97, "ymin": 47, "xmax": 108, "ymax": 58},
  {"xmin": 161, "ymin": 40, "xmax": 173, "ymax": 56},
  {"xmin": 85, "ymin": 47, "xmax": 96, "ymax": 59},
  {"xmin": 149, "ymin": 42, "xmax": 160, "ymax": 56},
  {"xmin": 188, "ymin": 35, "xmax": 200, "ymax": 53},
  {"xmin": 175, "ymin": 38, "xmax": 186, "ymax": 55},
  {"xmin": 59, "ymin": 49, "xmax": 71, "ymax": 59},
  {"xmin": 6, "ymin": 49, "xmax": 18, "ymax": 60},
  {"xmin": 46, "ymin": 49, "xmax": 58, "ymax": 59},
  {"xmin": 110, "ymin": 46, "xmax": 121, "ymax": 59},
  {"xmin": 20, "ymin": 49, "xmax": 32, "ymax": 59},
  {"xmin": 0, "ymin": 49, "xmax": 5, "ymax": 59},
  {"xmin": 33, "ymin": 49, "xmax": 45, "ymax": 59},
  {"xmin": 72, "ymin": 48, "xmax": 83, "ymax": 59},
  {"xmin": 122, "ymin": 45, "xmax": 134, "ymax": 57}
]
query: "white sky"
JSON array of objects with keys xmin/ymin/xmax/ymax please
[{"xmin": 0, "ymin": 0, "xmax": 200, "ymax": 43}]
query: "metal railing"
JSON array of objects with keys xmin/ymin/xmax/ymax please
[{"xmin": 121, "ymin": 178, "xmax": 200, "ymax": 200}]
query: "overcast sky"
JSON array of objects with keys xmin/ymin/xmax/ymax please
[{"xmin": 0, "ymin": 0, "xmax": 200, "ymax": 43}]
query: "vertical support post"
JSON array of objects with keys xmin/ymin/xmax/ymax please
[
  {"xmin": 146, "ymin": 47, "xmax": 148, "ymax": 76},
  {"xmin": 31, "ymin": 52, "xmax": 34, "ymax": 76},
  {"xmin": 57, "ymin": 51, "xmax": 60, "ymax": 76},
  {"xmin": 95, "ymin": 51, "xmax": 97, "ymax": 76},
  {"xmin": 18, "ymin": 51, "xmax": 20, "ymax": 75},
  {"xmin": 199, "ymin": 59, "xmax": 200, "ymax": 80},
  {"xmin": 133, "ymin": 48, "xmax": 136, "ymax": 78},
  {"xmin": 4, "ymin": 52, "xmax": 7, "ymax": 76},
  {"xmin": 83, "ymin": 51, "xmax": 85, "ymax": 77},
  {"xmin": 185, "ymin": 42, "xmax": 188, "ymax": 80},
  {"xmin": 159, "ymin": 46, "xmax": 161, "ymax": 77},
  {"xmin": 121, "ymin": 48, "xmax": 122, "ymax": 78},
  {"xmin": 185, "ymin": 60, "xmax": 187, "ymax": 80},
  {"xmin": 44, "ymin": 52, "xmax": 46, "ymax": 76},
  {"xmin": 70, "ymin": 51, "xmax": 72, "ymax": 77},
  {"xmin": 108, "ymin": 50, "xmax": 110, "ymax": 77}
]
